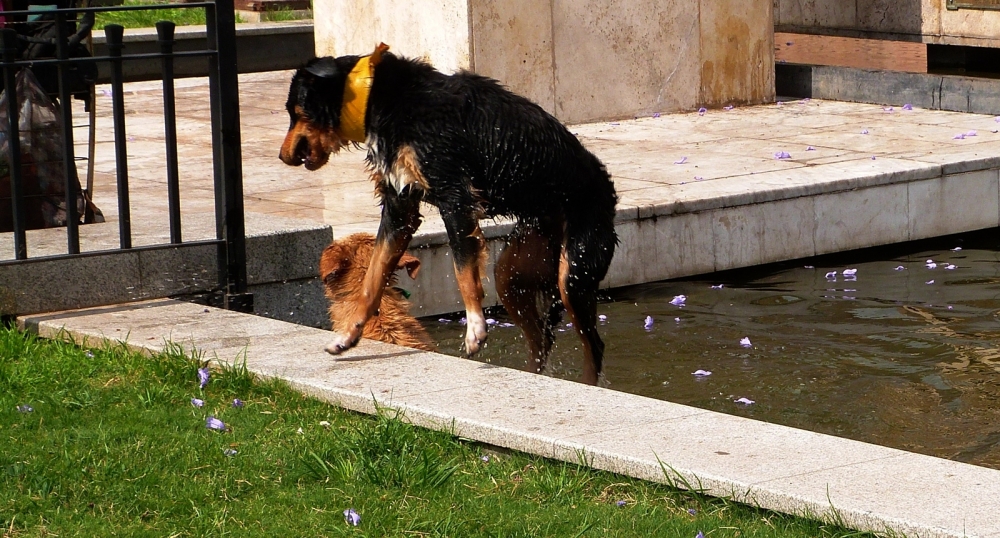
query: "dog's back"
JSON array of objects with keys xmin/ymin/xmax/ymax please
[{"xmin": 319, "ymin": 233, "xmax": 435, "ymax": 352}]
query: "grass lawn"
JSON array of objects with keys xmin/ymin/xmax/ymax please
[
  {"xmin": 0, "ymin": 325, "xmax": 873, "ymax": 537},
  {"xmin": 93, "ymin": 0, "xmax": 306, "ymax": 30}
]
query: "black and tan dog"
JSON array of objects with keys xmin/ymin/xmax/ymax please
[{"xmin": 279, "ymin": 43, "xmax": 618, "ymax": 384}]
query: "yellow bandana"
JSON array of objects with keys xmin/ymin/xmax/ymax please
[{"xmin": 340, "ymin": 43, "xmax": 389, "ymax": 143}]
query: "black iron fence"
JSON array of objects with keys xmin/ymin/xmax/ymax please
[{"xmin": 0, "ymin": 0, "xmax": 251, "ymax": 312}]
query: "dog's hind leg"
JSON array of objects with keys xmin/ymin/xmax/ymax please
[
  {"xmin": 496, "ymin": 220, "xmax": 561, "ymax": 373},
  {"xmin": 557, "ymin": 222, "xmax": 615, "ymax": 385},
  {"xmin": 325, "ymin": 185, "xmax": 423, "ymax": 354},
  {"xmin": 441, "ymin": 209, "xmax": 490, "ymax": 356}
]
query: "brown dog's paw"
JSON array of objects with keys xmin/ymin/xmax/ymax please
[{"xmin": 324, "ymin": 332, "xmax": 359, "ymax": 355}]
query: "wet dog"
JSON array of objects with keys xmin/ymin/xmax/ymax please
[
  {"xmin": 319, "ymin": 232, "xmax": 435, "ymax": 352},
  {"xmin": 280, "ymin": 43, "xmax": 618, "ymax": 384}
]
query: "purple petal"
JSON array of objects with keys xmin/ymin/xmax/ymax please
[
  {"xmin": 608, "ymin": 122, "xmax": 620, "ymax": 126},
  {"xmin": 861, "ymin": 129, "xmax": 869, "ymax": 134},
  {"xmin": 224, "ymin": 448, "xmax": 238, "ymax": 456},
  {"xmin": 871, "ymin": 156, "xmax": 877, "ymax": 160},
  {"xmin": 895, "ymin": 265, "xmax": 906, "ymax": 271},
  {"xmin": 688, "ymin": 508, "xmax": 697, "ymax": 515},
  {"xmin": 566, "ymin": 322, "xmax": 573, "ymax": 328},
  {"xmin": 191, "ymin": 398, "xmax": 205, "ymax": 408},
  {"xmin": 652, "ymin": 112, "xmax": 661, "ymax": 118},
  {"xmin": 459, "ymin": 317, "xmax": 467, "ymax": 325},
  {"xmin": 951, "ymin": 247, "xmax": 962, "ymax": 251},
  {"xmin": 486, "ymin": 318, "xmax": 497, "ymax": 325},
  {"xmin": 883, "ymin": 106, "xmax": 894, "ymax": 113},
  {"xmin": 967, "ymin": 130, "xmax": 978, "ymax": 137},
  {"xmin": 696, "ymin": 531, "xmax": 706, "ymax": 538},
  {"xmin": 926, "ymin": 262, "xmax": 937, "ymax": 269},
  {"xmin": 616, "ymin": 500, "xmax": 627, "ymax": 507},
  {"xmin": 198, "ymin": 367, "xmax": 210, "ymax": 389},
  {"xmin": 232, "ymin": 398, "xmax": 244, "ymax": 408},
  {"xmin": 481, "ymin": 455, "xmax": 490, "ymax": 462},
  {"xmin": 842, "ymin": 268, "xmax": 857, "ymax": 276},
  {"xmin": 945, "ymin": 264, "xmax": 957, "ymax": 270},
  {"xmin": 500, "ymin": 322, "xmax": 515, "ymax": 328},
  {"xmin": 692, "ymin": 369, "xmax": 712, "ymax": 377},
  {"xmin": 344, "ymin": 508, "xmax": 361, "ymax": 526},
  {"xmin": 926, "ymin": 279, "xmax": 935, "ymax": 285},
  {"xmin": 598, "ymin": 314, "xmax": 608, "ymax": 322},
  {"xmin": 806, "ymin": 145, "xmax": 815, "ymax": 151},
  {"xmin": 735, "ymin": 397, "xmax": 755, "ymax": 405},
  {"xmin": 825, "ymin": 271, "xmax": 837, "ymax": 280},
  {"xmin": 739, "ymin": 337, "xmax": 752, "ymax": 348},
  {"xmin": 694, "ymin": 176, "xmax": 705, "ymax": 181},
  {"xmin": 710, "ymin": 284, "xmax": 723, "ymax": 289},
  {"xmin": 16, "ymin": 404, "xmax": 33, "ymax": 413},
  {"xmin": 954, "ymin": 133, "xmax": 966, "ymax": 140},
  {"xmin": 674, "ymin": 156, "xmax": 688, "ymax": 165},
  {"xmin": 669, "ymin": 294, "xmax": 687, "ymax": 306},
  {"xmin": 698, "ymin": 107, "xmax": 707, "ymax": 116},
  {"xmin": 723, "ymin": 105, "xmax": 734, "ymax": 111},
  {"xmin": 903, "ymin": 103, "xmax": 913, "ymax": 110},
  {"xmin": 438, "ymin": 318, "xmax": 451, "ymax": 323},
  {"xmin": 206, "ymin": 416, "xmax": 226, "ymax": 431},
  {"xmin": 774, "ymin": 151, "xmax": 791, "ymax": 160},
  {"xmin": 644, "ymin": 316, "xmax": 654, "ymax": 330}
]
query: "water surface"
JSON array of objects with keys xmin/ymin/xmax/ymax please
[{"xmin": 421, "ymin": 230, "xmax": 1000, "ymax": 469}]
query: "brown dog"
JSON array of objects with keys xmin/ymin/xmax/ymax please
[{"xmin": 319, "ymin": 233, "xmax": 436, "ymax": 352}]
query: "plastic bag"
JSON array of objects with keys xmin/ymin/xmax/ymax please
[{"xmin": 0, "ymin": 67, "xmax": 102, "ymax": 232}]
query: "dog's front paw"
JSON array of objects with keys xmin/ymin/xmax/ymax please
[
  {"xmin": 463, "ymin": 313, "xmax": 489, "ymax": 356},
  {"xmin": 325, "ymin": 332, "xmax": 359, "ymax": 355}
]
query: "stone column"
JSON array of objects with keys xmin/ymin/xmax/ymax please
[{"xmin": 314, "ymin": 0, "xmax": 775, "ymax": 124}]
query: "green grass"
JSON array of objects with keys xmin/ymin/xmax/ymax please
[
  {"xmin": 93, "ymin": 0, "xmax": 213, "ymax": 30},
  {"xmin": 0, "ymin": 325, "xmax": 876, "ymax": 537}
]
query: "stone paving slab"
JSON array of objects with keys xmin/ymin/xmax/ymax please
[{"xmin": 19, "ymin": 299, "xmax": 1000, "ymax": 538}]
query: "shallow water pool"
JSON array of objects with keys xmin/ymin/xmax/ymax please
[{"xmin": 420, "ymin": 229, "xmax": 1000, "ymax": 470}]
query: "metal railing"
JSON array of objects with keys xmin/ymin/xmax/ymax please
[{"xmin": 0, "ymin": 0, "xmax": 251, "ymax": 312}]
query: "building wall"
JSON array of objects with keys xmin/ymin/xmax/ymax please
[{"xmin": 775, "ymin": 0, "xmax": 1000, "ymax": 48}]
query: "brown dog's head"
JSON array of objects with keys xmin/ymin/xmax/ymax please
[
  {"xmin": 319, "ymin": 233, "xmax": 421, "ymax": 300},
  {"xmin": 280, "ymin": 44, "xmax": 389, "ymax": 171}
]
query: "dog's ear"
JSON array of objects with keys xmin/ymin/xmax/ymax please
[
  {"xmin": 303, "ymin": 57, "xmax": 341, "ymax": 79},
  {"xmin": 397, "ymin": 253, "xmax": 421, "ymax": 280}
]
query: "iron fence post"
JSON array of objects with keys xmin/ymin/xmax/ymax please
[
  {"xmin": 1, "ymin": 29, "xmax": 27, "ymax": 259},
  {"xmin": 54, "ymin": 11, "xmax": 80, "ymax": 254},
  {"xmin": 206, "ymin": 0, "xmax": 252, "ymax": 312},
  {"xmin": 104, "ymin": 24, "xmax": 132, "ymax": 249},
  {"xmin": 157, "ymin": 20, "xmax": 182, "ymax": 244}
]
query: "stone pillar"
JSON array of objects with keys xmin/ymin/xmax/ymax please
[{"xmin": 314, "ymin": 0, "xmax": 775, "ymax": 124}]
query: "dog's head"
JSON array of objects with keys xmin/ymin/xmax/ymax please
[
  {"xmin": 280, "ymin": 44, "xmax": 389, "ymax": 171},
  {"xmin": 319, "ymin": 233, "xmax": 421, "ymax": 298}
]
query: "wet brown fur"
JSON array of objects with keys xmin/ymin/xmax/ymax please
[{"xmin": 319, "ymin": 233, "xmax": 435, "ymax": 352}]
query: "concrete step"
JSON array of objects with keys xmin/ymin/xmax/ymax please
[{"xmin": 19, "ymin": 298, "xmax": 1000, "ymax": 538}]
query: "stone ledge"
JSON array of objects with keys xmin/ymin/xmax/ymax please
[{"xmin": 0, "ymin": 212, "xmax": 331, "ymax": 317}]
